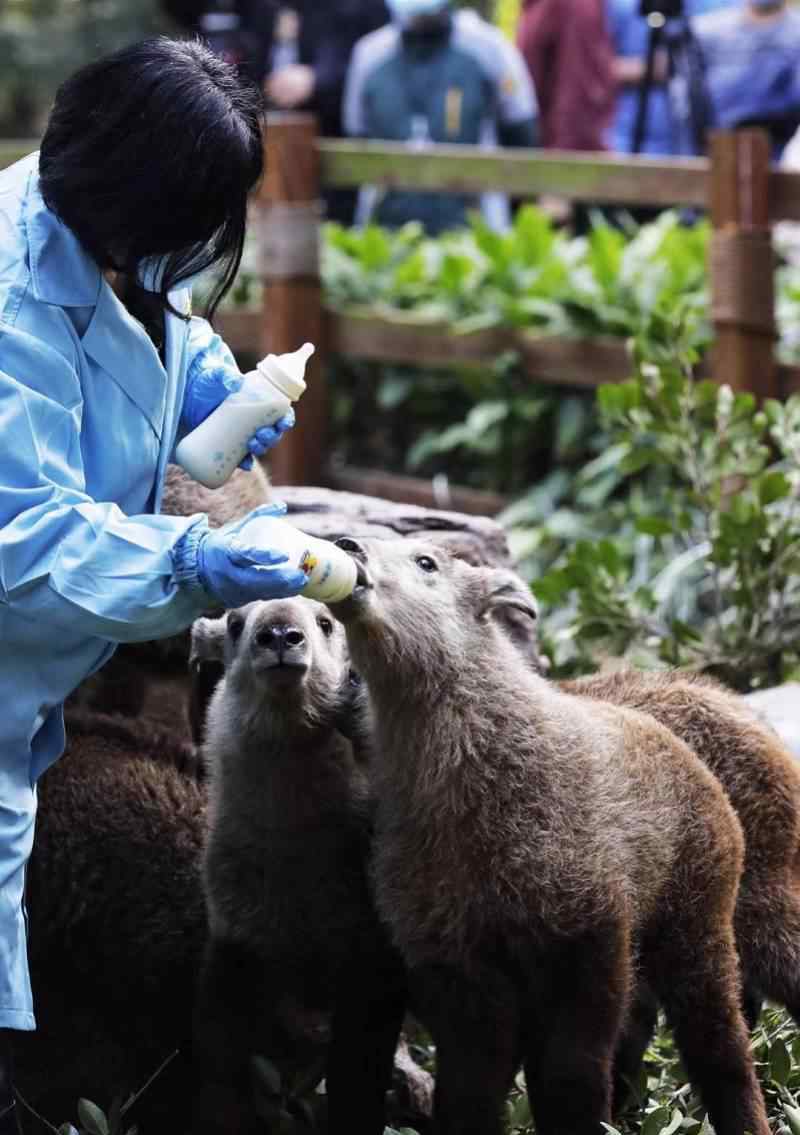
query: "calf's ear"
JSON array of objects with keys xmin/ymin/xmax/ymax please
[
  {"xmin": 189, "ymin": 615, "xmax": 228, "ymax": 667},
  {"xmin": 476, "ymin": 570, "xmax": 539, "ymax": 623}
]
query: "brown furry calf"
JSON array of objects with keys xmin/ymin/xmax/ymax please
[
  {"xmin": 330, "ymin": 537, "xmax": 769, "ymax": 1135},
  {"xmin": 192, "ymin": 597, "xmax": 406, "ymax": 1135},
  {"xmin": 16, "ymin": 710, "xmax": 207, "ymax": 1132},
  {"xmin": 556, "ymin": 668, "xmax": 800, "ymax": 1102},
  {"xmin": 482, "ymin": 578, "xmax": 800, "ymax": 1093}
]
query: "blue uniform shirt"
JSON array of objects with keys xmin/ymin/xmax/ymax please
[
  {"xmin": 0, "ymin": 154, "xmax": 222, "ymax": 1027},
  {"xmin": 694, "ymin": 6, "xmax": 800, "ymax": 151},
  {"xmin": 344, "ymin": 10, "xmax": 538, "ymax": 232}
]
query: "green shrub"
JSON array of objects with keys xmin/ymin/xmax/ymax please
[
  {"xmin": 517, "ymin": 313, "xmax": 800, "ymax": 690},
  {"xmin": 322, "ymin": 208, "xmax": 711, "ymax": 342}
]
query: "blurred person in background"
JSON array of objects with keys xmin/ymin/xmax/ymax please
[
  {"xmin": 606, "ymin": 0, "xmax": 735, "ymax": 155},
  {"xmin": 261, "ymin": 1, "xmax": 390, "ymax": 221},
  {"xmin": 163, "ymin": 1, "xmax": 389, "ymax": 221},
  {"xmin": 693, "ymin": 0, "xmax": 800, "ymax": 158},
  {"xmin": 516, "ymin": 0, "xmax": 616, "ymax": 152},
  {"xmin": 262, "ymin": 2, "xmax": 389, "ymax": 141},
  {"xmin": 343, "ymin": 0, "xmax": 538, "ymax": 234}
]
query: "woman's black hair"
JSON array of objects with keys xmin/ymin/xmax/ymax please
[{"xmin": 39, "ymin": 37, "xmax": 264, "ymax": 321}]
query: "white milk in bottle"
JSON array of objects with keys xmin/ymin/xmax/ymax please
[
  {"xmin": 244, "ymin": 515, "xmax": 358, "ymax": 603},
  {"xmin": 175, "ymin": 343, "xmax": 314, "ymax": 489}
]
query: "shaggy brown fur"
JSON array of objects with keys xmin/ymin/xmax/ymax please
[
  {"xmin": 193, "ymin": 598, "xmax": 405, "ymax": 1135},
  {"xmin": 482, "ymin": 575, "xmax": 800, "ymax": 1095},
  {"xmin": 559, "ymin": 668, "xmax": 800, "ymax": 1103},
  {"xmin": 161, "ymin": 463, "xmax": 272, "ymax": 529},
  {"xmin": 331, "ymin": 537, "xmax": 769, "ymax": 1135},
  {"xmin": 15, "ymin": 710, "xmax": 207, "ymax": 1132},
  {"xmin": 16, "ymin": 701, "xmax": 425, "ymax": 1134}
]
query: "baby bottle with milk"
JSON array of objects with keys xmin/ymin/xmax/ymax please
[
  {"xmin": 243, "ymin": 514, "xmax": 359, "ymax": 604},
  {"xmin": 174, "ymin": 343, "xmax": 315, "ymax": 490}
]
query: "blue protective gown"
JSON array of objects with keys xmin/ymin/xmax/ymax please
[{"xmin": 0, "ymin": 153, "xmax": 228, "ymax": 1028}]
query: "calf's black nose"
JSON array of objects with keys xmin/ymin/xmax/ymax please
[{"xmin": 254, "ymin": 625, "xmax": 306, "ymax": 652}]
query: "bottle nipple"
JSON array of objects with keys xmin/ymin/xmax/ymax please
[{"xmin": 258, "ymin": 342, "xmax": 315, "ymax": 402}]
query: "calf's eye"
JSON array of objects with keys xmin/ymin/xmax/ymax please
[
  {"xmin": 318, "ymin": 616, "xmax": 334, "ymax": 638},
  {"xmin": 227, "ymin": 614, "xmax": 245, "ymax": 642},
  {"xmin": 415, "ymin": 555, "xmax": 438, "ymax": 574}
]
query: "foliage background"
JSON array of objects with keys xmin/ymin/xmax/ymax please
[{"xmin": 0, "ymin": 0, "xmax": 172, "ymax": 135}]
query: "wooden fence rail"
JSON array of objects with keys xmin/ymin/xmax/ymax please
[{"xmin": 4, "ymin": 122, "xmax": 800, "ymax": 503}]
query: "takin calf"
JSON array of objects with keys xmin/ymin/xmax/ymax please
[
  {"xmin": 483, "ymin": 578, "xmax": 800, "ymax": 1096},
  {"xmin": 490, "ymin": 581, "xmax": 800, "ymax": 1099},
  {"xmin": 330, "ymin": 536, "xmax": 769, "ymax": 1135},
  {"xmin": 192, "ymin": 597, "xmax": 406, "ymax": 1135},
  {"xmin": 15, "ymin": 710, "xmax": 207, "ymax": 1132},
  {"xmin": 561, "ymin": 667, "xmax": 800, "ymax": 1103}
]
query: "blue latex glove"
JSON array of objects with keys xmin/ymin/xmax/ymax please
[
  {"xmin": 183, "ymin": 348, "xmax": 295, "ymax": 471},
  {"xmin": 241, "ymin": 408, "xmax": 295, "ymax": 471},
  {"xmin": 196, "ymin": 503, "xmax": 308, "ymax": 608}
]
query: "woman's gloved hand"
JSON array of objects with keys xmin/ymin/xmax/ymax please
[
  {"xmin": 196, "ymin": 504, "xmax": 307, "ymax": 608},
  {"xmin": 242, "ymin": 408, "xmax": 295, "ymax": 470},
  {"xmin": 183, "ymin": 346, "xmax": 294, "ymax": 470}
]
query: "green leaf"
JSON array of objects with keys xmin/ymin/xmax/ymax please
[
  {"xmin": 597, "ymin": 384, "xmax": 625, "ymax": 417},
  {"xmin": 771, "ymin": 1037, "xmax": 792, "ymax": 1086},
  {"xmin": 532, "ymin": 570, "xmax": 572, "ymax": 606},
  {"xmin": 635, "ymin": 516, "xmax": 673, "ymax": 537},
  {"xmin": 758, "ymin": 471, "xmax": 792, "ymax": 506},
  {"xmin": 642, "ymin": 1106, "xmax": 672, "ymax": 1135},
  {"xmin": 510, "ymin": 1092, "xmax": 532, "ymax": 1128},
  {"xmin": 669, "ymin": 619, "xmax": 703, "ymax": 645},
  {"xmin": 466, "ymin": 400, "xmax": 509, "ymax": 434},
  {"xmin": 620, "ymin": 447, "xmax": 658, "ymax": 475},
  {"xmin": 595, "ymin": 539, "xmax": 624, "ymax": 575},
  {"xmin": 78, "ymin": 1100, "xmax": 109, "ymax": 1135},
  {"xmin": 662, "ymin": 1109, "xmax": 686, "ymax": 1135}
]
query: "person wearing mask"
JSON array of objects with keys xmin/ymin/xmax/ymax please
[
  {"xmin": 693, "ymin": 0, "xmax": 800, "ymax": 157},
  {"xmin": 606, "ymin": 0, "xmax": 735, "ymax": 155},
  {"xmin": 0, "ymin": 39, "xmax": 308, "ymax": 1128},
  {"xmin": 344, "ymin": 0, "xmax": 539, "ymax": 234},
  {"xmin": 516, "ymin": 0, "xmax": 617, "ymax": 152}
]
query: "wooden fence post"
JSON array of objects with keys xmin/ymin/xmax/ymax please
[
  {"xmin": 709, "ymin": 129, "xmax": 777, "ymax": 398},
  {"xmin": 259, "ymin": 112, "xmax": 326, "ymax": 486}
]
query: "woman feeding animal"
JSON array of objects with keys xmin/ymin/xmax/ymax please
[{"xmin": 0, "ymin": 37, "xmax": 312, "ymax": 1128}]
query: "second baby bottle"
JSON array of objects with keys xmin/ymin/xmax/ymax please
[{"xmin": 174, "ymin": 343, "xmax": 315, "ymax": 489}]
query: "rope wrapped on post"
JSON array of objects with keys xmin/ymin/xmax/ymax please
[{"xmin": 710, "ymin": 230, "xmax": 776, "ymax": 336}]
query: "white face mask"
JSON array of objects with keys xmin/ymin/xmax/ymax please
[{"xmin": 386, "ymin": 0, "xmax": 450, "ymax": 27}]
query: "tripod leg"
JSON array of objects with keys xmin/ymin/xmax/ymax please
[
  {"xmin": 632, "ymin": 23, "xmax": 663, "ymax": 155},
  {"xmin": 664, "ymin": 20, "xmax": 714, "ymax": 155}
]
